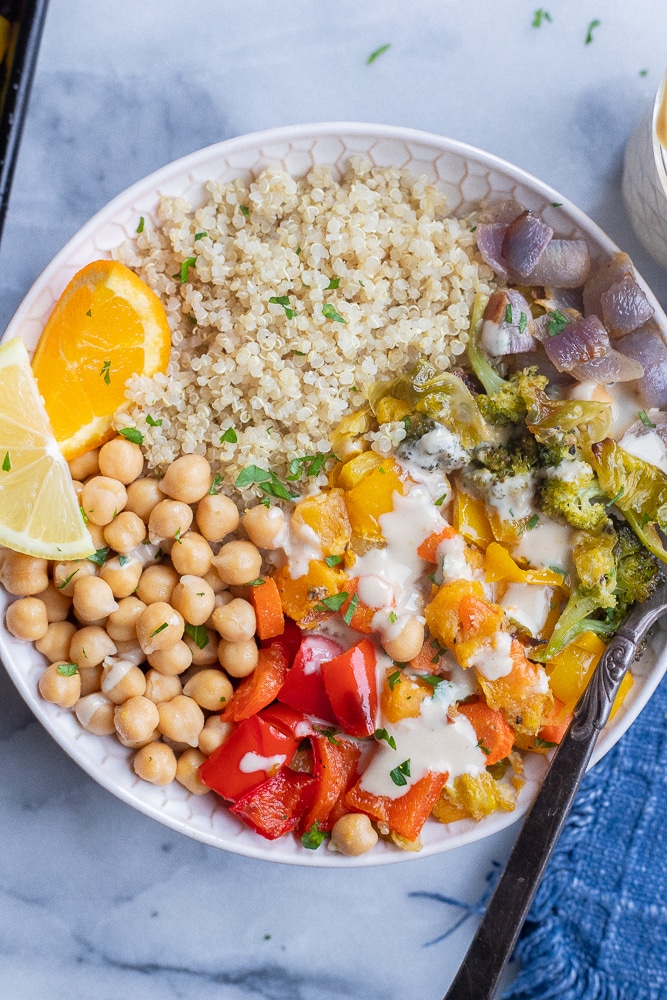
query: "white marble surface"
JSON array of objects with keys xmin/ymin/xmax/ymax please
[{"xmin": 1, "ymin": 2, "xmax": 666, "ymax": 998}]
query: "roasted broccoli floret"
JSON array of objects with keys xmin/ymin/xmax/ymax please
[
  {"xmin": 612, "ymin": 520, "xmax": 663, "ymax": 614},
  {"xmin": 474, "ymin": 434, "xmax": 539, "ymax": 480},
  {"xmin": 539, "ymin": 461, "xmax": 609, "ymax": 530}
]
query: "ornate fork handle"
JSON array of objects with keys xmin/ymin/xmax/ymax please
[{"xmin": 443, "ymin": 585, "xmax": 667, "ymax": 1000}]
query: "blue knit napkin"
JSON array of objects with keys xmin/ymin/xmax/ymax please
[{"xmin": 503, "ymin": 674, "xmax": 667, "ymax": 1000}]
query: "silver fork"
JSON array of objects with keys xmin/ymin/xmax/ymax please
[{"xmin": 443, "ymin": 581, "xmax": 667, "ymax": 1000}]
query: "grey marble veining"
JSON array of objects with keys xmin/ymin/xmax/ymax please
[{"xmin": 1, "ymin": 2, "xmax": 667, "ymax": 997}]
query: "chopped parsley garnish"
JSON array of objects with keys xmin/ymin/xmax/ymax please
[
  {"xmin": 136, "ymin": 216, "xmax": 145, "ymax": 233},
  {"xmin": 638, "ymin": 410, "xmax": 656, "ymax": 428},
  {"xmin": 245, "ymin": 578, "xmax": 265, "ymax": 587},
  {"xmin": 239, "ymin": 204, "xmax": 250, "ymax": 217},
  {"xmin": 87, "ymin": 546, "xmax": 109, "ymax": 566},
  {"xmin": 118, "ymin": 554, "xmax": 131, "ymax": 567},
  {"xmin": 295, "ymin": 246, "xmax": 302, "ymax": 255},
  {"xmin": 387, "ymin": 670, "xmax": 402, "ymax": 691},
  {"xmin": 389, "ymin": 611, "xmax": 398, "ymax": 624},
  {"xmin": 286, "ymin": 452, "xmax": 333, "ymax": 480},
  {"xmin": 174, "ymin": 527, "xmax": 182, "ymax": 544},
  {"xmin": 519, "ymin": 312, "xmax": 528, "ymax": 335},
  {"xmin": 325, "ymin": 554, "xmax": 342, "ymax": 567},
  {"xmin": 434, "ymin": 493, "xmax": 447, "ymax": 506},
  {"xmin": 535, "ymin": 737, "xmax": 558, "ymax": 749},
  {"xmin": 322, "ymin": 303, "xmax": 347, "ymax": 324},
  {"xmin": 640, "ymin": 69, "xmax": 648, "ymax": 77},
  {"xmin": 194, "ymin": 231, "xmax": 207, "ymax": 240},
  {"xmin": 57, "ymin": 663, "xmax": 79, "ymax": 677},
  {"xmin": 86, "ymin": 309, "xmax": 92, "ymax": 317},
  {"xmin": 552, "ymin": 202, "xmax": 563, "ymax": 207},
  {"xmin": 301, "ymin": 822, "xmax": 328, "ymax": 850},
  {"xmin": 367, "ymin": 42, "xmax": 391, "ymax": 64},
  {"xmin": 184, "ymin": 622, "xmax": 210, "ymax": 649},
  {"xmin": 176, "ymin": 257, "xmax": 197, "ymax": 283},
  {"xmin": 325, "ymin": 277, "xmax": 340, "ymax": 290},
  {"xmin": 389, "ymin": 759, "xmax": 411, "ymax": 786},
  {"xmin": 220, "ymin": 426, "xmax": 238, "ymax": 444},
  {"xmin": 57, "ymin": 568, "xmax": 79, "ymax": 590},
  {"xmin": 80, "ymin": 505, "xmax": 88, "ymax": 525},
  {"xmin": 504, "ymin": 304, "xmax": 513, "ymax": 324},
  {"xmin": 293, "ymin": 350, "xmax": 307, "ymax": 357},
  {"xmin": 477, "ymin": 738, "xmax": 491, "ymax": 756},
  {"xmin": 1, "ymin": 451, "xmax": 10, "ymax": 472},
  {"xmin": 546, "ymin": 309, "xmax": 569, "ymax": 337},
  {"xmin": 119, "ymin": 427, "xmax": 144, "ymax": 445},
  {"xmin": 209, "ymin": 473, "xmax": 224, "ymax": 495},
  {"xmin": 342, "ymin": 593, "xmax": 359, "ymax": 626},
  {"xmin": 606, "ymin": 487, "xmax": 625, "ymax": 506},
  {"xmin": 146, "ymin": 414, "xmax": 162, "ymax": 427},
  {"xmin": 532, "ymin": 8, "xmax": 552, "ymax": 27},
  {"xmin": 374, "ymin": 728, "xmax": 397, "ymax": 750},
  {"xmin": 235, "ymin": 464, "xmax": 300, "ymax": 502},
  {"xmin": 269, "ymin": 294, "xmax": 296, "ymax": 319},
  {"xmin": 149, "ymin": 622, "xmax": 169, "ymax": 638},
  {"xmin": 584, "ymin": 18, "xmax": 600, "ymax": 45},
  {"xmin": 314, "ymin": 592, "xmax": 349, "ymax": 614},
  {"xmin": 422, "ymin": 675, "xmax": 446, "ymax": 688},
  {"xmin": 100, "ymin": 360, "xmax": 111, "ymax": 384},
  {"xmin": 313, "ymin": 725, "xmax": 341, "ymax": 746},
  {"xmin": 527, "ymin": 513, "xmax": 540, "ymax": 530}
]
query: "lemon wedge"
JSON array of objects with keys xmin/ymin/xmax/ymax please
[{"xmin": 0, "ymin": 336, "xmax": 95, "ymax": 559}]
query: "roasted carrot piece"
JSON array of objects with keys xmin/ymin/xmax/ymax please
[
  {"xmin": 345, "ymin": 770, "xmax": 448, "ymax": 842},
  {"xmin": 221, "ymin": 644, "xmax": 289, "ymax": 722},
  {"xmin": 249, "ymin": 577, "xmax": 285, "ymax": 640},
  {"xmin": 416, "ymin": 524, "xmax": 456, "ymax": 563},
  {"xmin": 537, "ymin": 696, "xmax": 572, "ymax": 745},
  {"xmin": 300, "ymin": 735, "xmax": 361, "ymax": 833},
  {"xmin": 458, "ymin": 699, "xmax": 515, "ymax": 766}
]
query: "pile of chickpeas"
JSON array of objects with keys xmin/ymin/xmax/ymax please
[{"xmin": 0, "ymin": 438, "xmax": 288, "ymax": 797}]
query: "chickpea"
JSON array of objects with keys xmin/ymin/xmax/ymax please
[
  {"xmin": 71, "ymin": 480, "xmax": 84, "ymax": 500},
  {"xmin": 35, "ymin": 620, "xmax": 78, "ymax": 662},
  {"xmin": 381, "ymin": 615, "xmax": 425, "ymax": 663},
  {"xmin": 112, "ymin": 641, "xmax": 145, "ymax": 664},
  {"xmin": 183, "ymin": 667, "xmax": 233, "ymax": 711},
  {"xmin": 81, "ymin": 476, "xmax": 128, "ymax": 526},
  {"xmin": 147, "ymin": 640, "xmax": 192, "ymax": 676},
  {"xmin": 148, "ymin": 499, "xmax": 193, "ymax": 544},
  {"xmin": 101, "ymin": 659, "xmax": 147, "ymax": 704},
  {"xmin": 5, "ymin": 597, "xmax": 48, "ymax": 641},
  {"xmin": 211, "ymin": 597, "xmax": 256, "ymax": 642},
  {"xmin": 170, "ymin": 531, "xmax": 213, "ymax": 577},
  {"xmin": 117, "ymin": 728, "xmax": 161, "ymax": 750},
  {"xmin": 0, "ymin": 552, "xmax": 49, "ymax": 596},
  {"xmin": 329, "ymin": 813, "xmax": 379, "ymax": 856},
  {"xmin": 144, "ymin": 669, "xmax": 183, "ymax": 704},
  {"xmin": 38, "ymin": 582, "xmax": 72, "ymax": 623},
  {"xmin": 157, "ymin": 695, "xmax": 204, "ymax": 747},
  {"xmin": 212, "ymin": 540, "xmax": 262, "ymax": 587},
  {"xmin": 175, "ymin": 748, "xmax": 210, "ymax": 795},
  {"xmin": 114, "ymin": 695, "xmax": 160, "ymax": 745},
  {"xmin": 198, "ymin": 715, "xmax": 233, "ymax": 756},
  {"xmin": 136, "ymin": 563, "xmax": 179, "ymax": 605},
  {"xmin": 217, "ymin": 638, "xmax": 258, "ymax": 678},
  {"xmin": 171, "ymin": 575, "xmax": 216, "ymax": 627},
  {"xmin": 69, "ymin": 625, "xmax": 117, "ymax": 668},
  {"xmin": 125, "ymin": 477, "xmax": 164, "ymax": 523},
  {"xmin": 195, "ymin": 493, "xmax": 240, "ymax": 542},
  {"xmin": 242, "ymin": 504, "xmax": 285, "ymax": 549},
  {"xmin": 75, "ymin": 692, "xmax": 115, "ymax": 735},
  {"xmin": 72, "ymin": 575, "xmax": 118, "ymax": 623},
  {"xmin": 98, "ymin": 437, "xmax": 144, "ymax": 484},
  {"xmin": 86, "ymin": 521, "xmax": 107, "ymax": 550},
  {"xmin": 68, "ymin": 448, "xmax": 99, "ymax": 481},
  {"xmin": 38, "ymin": 661, "xmax": 81, "ymax": 708},
  {"xmin": 202, "ymin": 566, "xmax": 229, "ymax": 595},
  {"xmin": 160, "ymin": 454, "xmax": 211, "ymax": 504},
  {"xmin": 52, "ymin": 559, "xmax": 96, "ymax": 597},
  {"xmin": 99, "ymin": 556, "xmax": 143, "ymax": 599},
  {"xmin": 133, "ymin": 741, "xmax": 177, "ymax": 785},
  {"xmin": 78, "ymin": 665, "xmax": 103, "ymax": 697},
  {"xmin": 184, "ymin": 628, "xmax": 219, "ymax": 666},
  {"xmin": 106, "ymin": 596, "xmax": 146, "ymax": 642},
  {"xmin": 103, "ymin": 511, "xmax": 146, "ymax": 553},
  {"xmin": 136, "ymin": 602, "xmax": 184, "ymax": 654}
]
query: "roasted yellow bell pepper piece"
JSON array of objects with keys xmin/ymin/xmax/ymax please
[{"xmin": 484, "ymin": 542, "xmax": 565, "ymax": 587}]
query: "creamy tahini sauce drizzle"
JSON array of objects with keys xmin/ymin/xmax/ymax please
[
  {"xmin": 467, "ymin": 631, "xmax": 514, "ymax": 680},
  {"xmin": 512, "ymin": 517, "xmax": 574, "ymax": 577},
  {"xmin": 239, "ymin": 751, "xmax": 287, "ymax": 774}
]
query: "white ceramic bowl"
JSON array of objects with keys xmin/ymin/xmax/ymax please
[
  {"xmin": 2, "ymin": 123, "xmax": 667, "ymax": 866},
  {"xmin": 623, "ymin": 73, "xmax": 667, "ymax": 269}
]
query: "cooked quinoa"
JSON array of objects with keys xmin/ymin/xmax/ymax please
[{"xmin": 113, "ymin": 157, "xmax": 497, "ymax": 497}]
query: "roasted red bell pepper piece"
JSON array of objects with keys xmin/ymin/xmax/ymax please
[
  {"xmin": 221, "ymin": 643, "xmax": 290, "ymax": 722},
  {"xmin": 320, "ymin": 637, "xmax": 378, "ymax": 737},
  {"xmin": 198, "ymin": 714, "xmax": 299, "ymax": 802},
  {"xmin": 230, "ymin": 768, "xmax": 316, "ymax": 840},
  {"xmin": 258, "ymin": 702, "xmax": 316, "ymax": 739},
  {"xmin": 345, "ymin": 770, "xmax": 448, "ymax": 841},
  {"xmin": 277, "ymin": 634, "xmax": 342, "ymax": 721},
  {"xmin": 259, "ymin": 616, "xmax": 302, "ymax": 663},
  {"xmin": 301, "ymin": 734, "xmax": 361, "ymax": 834}
]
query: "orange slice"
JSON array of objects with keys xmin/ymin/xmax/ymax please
[
  {"xmin": 31, "ymin": 260, "xmax": 172, "ymax": 460},
  {"xmin": 0, "ymin": 337, "xmax": 94, "ymax": 559}
]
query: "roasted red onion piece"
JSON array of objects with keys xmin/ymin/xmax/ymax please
[
  {"xmin": 543, "ymin": 314, "xmax": 610, "ymax": 372},
  {"xmin": 478, "ymin": 199, "xmax": 525, "ymax": 225},
  {"xmin": 476, "ymin": 222, "xmax": 510, "ymax": 279},
  {"xmin": 480, "ymin": 289, "xmax": 536, "ymax": 356},
  {"xmin": 525, "ymin": 239, "xmax": 591, "ymax": 288},
  {"xmin": 600, "ymin": 272, "xmax": 655, "ymax": 336},
  {"xmin": 571, "ymin": 349, "xmax": 644, "ymax": 383},
  {"xmin": 502, "ymin": 211, "xmax": 554, "ymax": 279},
  {"xmin": 582, "ymin": 252, "xmax": 633, "ymax": 317},
  {"xmin": 616, "ymin": 324, "xmax": 667, "ymax": 408}
]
